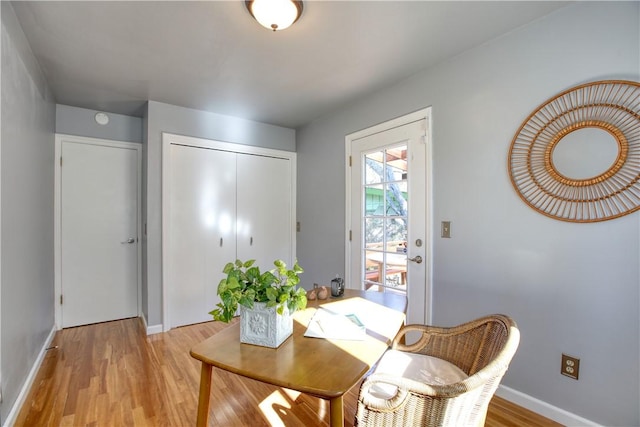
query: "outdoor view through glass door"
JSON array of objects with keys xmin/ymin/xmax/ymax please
[
  {"xmin": 363, "ymin": 146, "xmax": 409, "ymax": 293},
  {"xmin": 348, "ymin": 113, "xmax": 430, "ymax": 325}
]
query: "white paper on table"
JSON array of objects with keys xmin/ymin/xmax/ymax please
[{"xmin": 304, "ymin": 307, "xmax": 366, "ymax": 340}]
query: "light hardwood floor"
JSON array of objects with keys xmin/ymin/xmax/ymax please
[{"xmin": 15, "ymin": 317, "xmax": 562, "ymax": 426}]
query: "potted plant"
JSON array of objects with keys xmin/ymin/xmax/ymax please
[{"xmin": 209, "ymin": 259, "xmax": 307, "ymax": 348}]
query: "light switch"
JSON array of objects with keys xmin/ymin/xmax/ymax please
[{"xmin": 441, "ymin": 221, "xmax": 451, "ymax": 238}]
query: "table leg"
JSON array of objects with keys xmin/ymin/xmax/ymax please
[
  {"xmin": 196, "ymin": 363, "xmax": 213, "ymax": 427},
  {"xmin": 329, "ymin": 396, "xmax": 344, "ymax": 427}
]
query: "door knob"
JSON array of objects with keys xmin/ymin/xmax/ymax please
[
  {"xmin": 120, "ymin": 238, "xmax": 135, "ymax": 244},
  {"xmin": 408, "ymin": 255, "xmax": 423, "ymax": 264}
]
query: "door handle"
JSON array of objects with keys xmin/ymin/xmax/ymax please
[
  {"xmin": 408, "ymin": 255, "xmax": 423, "ymax": 264},
  {"xmin": 120, "ymin": 238, "xmax": 135, "ymax": 244}
]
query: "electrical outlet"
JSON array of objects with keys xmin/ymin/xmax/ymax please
[{"xmin": 561, "ymin": 354, "xmax": 580, "ymax": 380}]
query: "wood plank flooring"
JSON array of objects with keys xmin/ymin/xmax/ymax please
[{"xmin": 15, "ymin": 317, "xmax": 562, "ymax": 426}]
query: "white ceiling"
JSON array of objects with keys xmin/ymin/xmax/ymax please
[{"xmin": 12, "ymin": 1, "xmax": 569, "ymax": 129}]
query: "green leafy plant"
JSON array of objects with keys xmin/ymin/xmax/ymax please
[{"xmin": 209, "ymin": 259, "xmax": 307, "ymax": 323}]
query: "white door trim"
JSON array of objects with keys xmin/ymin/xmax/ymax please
[
  {"xmin": 54, "ymin": 134, "xmax": 142, "ymax": 329},
  {"xmin": 161, "ymin": 132, "xmax": 297, "ymax": 332},
  {"xmin": 344, "ymin": 108, "xmax": 433, "ymax": 324}
]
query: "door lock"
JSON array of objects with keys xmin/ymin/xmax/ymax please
[{"xmin": 120, "ymin": 238, "xmax": 135, "ymax": 244}]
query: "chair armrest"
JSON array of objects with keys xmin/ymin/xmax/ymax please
[
  {"xmin": 391, "ymin": 324, "xmax": 445, "ymax": 352},
  {"xmin": 358, "ymin": 374, "xmax": 412, "ymax": 411},
  {"xmin": 359, "ymin": 373, "xmax": 472, "ymax": 411}
]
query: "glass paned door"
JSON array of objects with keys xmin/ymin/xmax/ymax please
[
  {"xmin": 348, "ymin": 115, "xmax": 430, "ymax": 325},
  {"xmin": 363, "ymin": 146, "xmax": 408, "ymax": 293}
]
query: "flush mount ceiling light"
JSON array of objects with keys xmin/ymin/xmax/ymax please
[{"xmin": 246, "ymin": 0, "xmax": 303, "ymax": 32}]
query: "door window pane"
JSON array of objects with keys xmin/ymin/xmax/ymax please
[
  {"xmin": 385, "ymin": 182, "xmax": 408, "ymax": 216},
  {"xmin": 386, "ymin": 146, "xmax": 407, "ymax": 181},
  {"xmin": 386, "ymin": 218, "xmax": 407, "ymax": 248},
  {"xmin": 365, "ymin": 184, "xmax": 384, "ymax": 215},
  {"xmin": 365, "ymin": 152, "xmax": 383, "ymax": 184},
  {"xmin": 364, "ymin": 217, "xmax": 383, "ymax": 247}
]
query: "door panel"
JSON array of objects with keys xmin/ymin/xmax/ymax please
[
  {"xmin": 350, "ymin": 119, "xmax": 428, "ymax": 325},
  {"xmin": 236, "ymin": 154, "xmax": 292, "ymax": 272},
  {"xmin": 61, "ymin": 141, "xmax": 138, "ymax": 327},
  {"xmin": 167, "ymin": 145, "xmax": 237, "ymax": 328}
]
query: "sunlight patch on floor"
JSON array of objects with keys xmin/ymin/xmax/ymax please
[{"xmin": 259, "ymin": 389, "xmax": 296, "ymax": 426}]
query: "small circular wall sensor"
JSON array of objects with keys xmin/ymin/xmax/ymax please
[{"xmin": 94, "ymin": 112, "xmax": 109, "ymax": 125}]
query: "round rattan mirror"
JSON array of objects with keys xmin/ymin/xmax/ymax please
[{"xmin": 508, "ymin": 80, "xmax": 640, "ymax": 222}]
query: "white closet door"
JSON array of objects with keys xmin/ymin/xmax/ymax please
[
  {"xmin": 168, "ymin": 145, "xmax": 237, "ymax": 328},
  {"xmin": 236, "ymin": 153, "xmax": 293, "ymax": 272}
]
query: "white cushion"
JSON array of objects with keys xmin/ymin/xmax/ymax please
[{"xmin": 369, "ymin": 350, "xmax": 468, "ymax": 399}]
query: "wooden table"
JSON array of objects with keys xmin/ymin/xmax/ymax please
[
  {"xmin": 365, "ymin": 251, "xmax": 407, "ymax": 285},
  {"xmin": 190, "ymin": 290, "xmax": 406, "ymax": 427}
]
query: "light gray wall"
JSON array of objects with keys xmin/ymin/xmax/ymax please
[
  {"xmin": 296, "ymin": 2, "xmax": 639, "ymax": 426},
  {"xmin": 56, "ymin": 104, "xmax": 143, "ymax": 143},
  {"xmin": 1, "ymin": 2, "xmax": 56, "ymax": 422},
  {"xmin": 143, "ymin": 101, "xmax": 295, "ymax": 326}
]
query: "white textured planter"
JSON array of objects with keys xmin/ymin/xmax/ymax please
[{"xmin": 239, "ymin": 302, "xmax": 293, "ymax": 348}]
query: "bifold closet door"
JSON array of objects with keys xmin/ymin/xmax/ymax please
[
  {"xmin": 167, "ymin": 144, "xmax": 237, "ymax": 328},
  {"xmin": 236, "ymin": 153, "xmax": 293, "ymax": 271}
]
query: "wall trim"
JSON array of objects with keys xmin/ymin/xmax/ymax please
[
  {"xmin": 140, "ymin": 313, "xmax": 163, "ymax": 335},
  {"xmin": 497, "ymin": 385, "xmax": 600, "ymax": 427},
  {"xmin": 146, "ymin": 324, "xmax": 164, "ymax": 335},
  {"xmin": 2, "ymin": 326, "xmax": 56, "ymax": 427}
]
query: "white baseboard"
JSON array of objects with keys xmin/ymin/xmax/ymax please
[
  {"xmin": 140, "ymin": 313, "xmax": 163, "ymax": 335},
  {"xmin": 3, "ymin": 326, "xmax": 57, "ymax": 427},
  {"xmin": 146, "ymin": 324, "xmax": 163, "ymax": 335},
  {"xmin": 497, "ymin": 385, "xmax": 600, "ymax": 427}
]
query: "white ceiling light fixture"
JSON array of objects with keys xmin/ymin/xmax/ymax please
[{"xmin": 246, "ymin": 0, "xmax": 303, "ymax": 32}]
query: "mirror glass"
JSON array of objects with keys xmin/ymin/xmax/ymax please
[{"xmin": 552, "ymin": 127, "xmax": 619, "ymax": 179}]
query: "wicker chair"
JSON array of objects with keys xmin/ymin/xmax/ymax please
[{"xmin": 355, "ymin": 314, "xmax": 520, "ymax": 426}]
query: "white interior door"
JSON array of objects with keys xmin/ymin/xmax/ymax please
[
  {"xmin": 60, "ymin": 139, "xmax": 139, "ymax": 328},
  {"xmin": 348, "ymin": 116, "xmax": 430, "ymax": 325},
  {"xmin": 167, "ymin": 145, "xmax": 237, "ymax": 328},
  {"xmin": 236, "ymin": 153, "xmax": 293, "ymax": 271}
]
